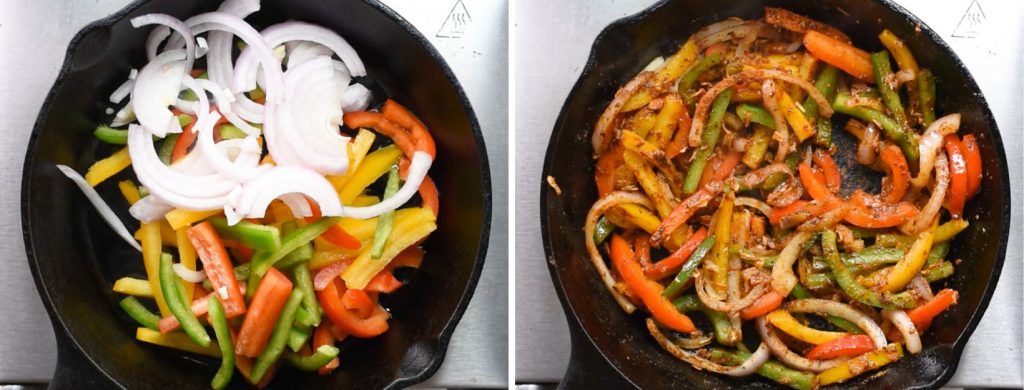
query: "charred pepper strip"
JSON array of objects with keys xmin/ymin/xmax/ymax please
[
  {"xmin": 833, "ymin": 91, "xmax": 918, "ymax": 162},
  {"xmin": 871, "ymin": 51, "xmax": 910, "ymax": 129},
  {"xmin": 678, "ymin": 51, "xmax": 724, "ymax": 105},
  {"xmin": 207, "ymin": 297, "xmax": 234, "ymax": 390},
  {"xmin": 822, "ymin": 230, "xmax": 914, "ymax": 310},
  {"xmin": 917, "ymin": 69, "xmax": 937, "ymax": 127},
  {"xmin": 683, "ymin": 88, "xmax": 733, "ymax": 194},
  {"xmin": 592, "ymin": 216, "xmax": 614, "ymax": 246}
]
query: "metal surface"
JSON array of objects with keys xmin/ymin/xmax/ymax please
[
  {"xmin": 515, "ymin": 0, "xmax": 1023, "ymax": 387},
  {"xmin": 0, "ymin": 0, "xmax": 507, "ymax": 388}
]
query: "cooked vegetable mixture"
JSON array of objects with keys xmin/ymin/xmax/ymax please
[{"xmin": 586, "ymin": 7, "xmax": 979, "ymax": 389}]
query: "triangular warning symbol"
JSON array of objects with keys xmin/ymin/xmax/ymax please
[
  {"xmin": 952, "ymin": 0, "xmax": 986, "ymax": 38},
  {"xmin": 436, "ymin": 0, "xmax": 472, "ymax": 39}
]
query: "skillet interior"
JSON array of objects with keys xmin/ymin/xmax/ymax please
[
  {"xmin": 21, "ymin": 0, "xmax": 491, "ymax": 388},
  {"xmin": 541, "ymin": 0, "xmax": 1010, "ymax": 388}
]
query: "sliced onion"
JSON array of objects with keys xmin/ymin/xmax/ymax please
[
  {"xmin": 584, "ymin": 192, "xmax": 655, "ymax": 314},
  {"xmin": 883, "ymin": 309, "xmax": 922, "ymax": 353},
  {"xmin": 131, "ymin": 14, "xmax": 195, "ymax": 74},
  {"xmin": 341, "ymin": 83, "xmax": 373, "ymax": 112},
  {"xmin": 111, "ymin": 104, "xmax": 136, "ymax": 127},
  {"xmin": 697, "ymin": 270, "xmax": 768, "ymax": 313},
  {"xmin": 55, "ymin": 165, "xmax": 142, "ymax": 251},
  {"xmin": 205, "ymin": 0, "xmax": 261, "ymax": 90},
  {"xmin": 131, "ymin": 49, "xmax": 188, "ymax": 137},
  {"xmin": 228, "ymin": 165, "xmax": 342, "ymax": 224},
  {"xmin": 739, "ymin": 163, "xmax": 790, "ymax": 189},
  {"xmin": 128, "ymin": 121, "xmax": 236, "ymax": 210},
  {"xmin": 173, "ymin": 263, "xmax": 208, "ymax": 283},
  {"xmin": 910, "ymin": 275, "xmax": 934, "ymax": 301},
  {"xmin": 734, "ymin": 196, "xmax": 772, "ymax": 217},
  {"xmin": 286, "ymin": 41, "xmax": 334, "ymax": 70},
  {"xmin": 771, "ymin": 231, "xmax": 813, "ymax": 295},
  {"xmin": 129, "ymin": 194, "xmax": 174, "ymax": 222},
  {"xmin": 643, "ymin": 56, "xmax": 666, "ymax": 72},
  {"xmin": 796, "ymin": 202, "xmax": 850, "ymax": 232},
  {"xmin": 785, "ymin": 299, "xmax": 888, "ymax": 348},
  {"xmin": 342, "ymin": 152, "xmax": 432, "ymax": 219},
  {"xmin": 694, "ymin": 18, "xmax": 751, "ymax": 49},
  {"xmin": 673, "ymin": 332, "xmax": 713, "ymax": 349},
  {"xmin": 902, "ymin": 152, "xmax": 948, "ymax": 235},
  {"xmin": 109, "ymin": 78, "xmax": 135, "ymax": 104},
  {"xmin": 761, "ymin": 79, "xmax": 790, "ymax": 163},
  {"xmin": 648, "ymin": 318, "xmax": 768, "ymax": 376},
  {"xmin": 279, "ymin": 193, "xmax": 314, "ymax": 218},
  {"xmin": 593, "ymin": 71, "xmax": 654, "ymax": 154},
  {"xmin": 912, "ymin": 114, "xmax": 960, "ymax": 188},
  {"xmin": 756, "ymin": 317, "xmax": 843, "ymax": 372},
  {"xmin": 857, "ymin": 122, "xmax": 880, "ymax": 165}
]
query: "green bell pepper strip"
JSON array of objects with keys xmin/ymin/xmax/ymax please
[
  {"xmin": 662, "ymin": 235, "xmax": 716, "ymax": 298},
  {"xmin": 833, "ymin": 91, "xmax": 919, "ymax": 163},
  {"xmin": 804, "ymin": 64, "xmax": 840, "ymax": 146},
  {"xmin": 293, "ymin": 306, "xmax": 317, "ymax": 328},
  {"xmin": 672, "ymin": 295, "xmax": 732, "ymax": 346},
  {"xmin": 287, "ymin": 325, "xmax": 312, "ymax": 352},
  {"xmin": 678, "ymin": 51, "xmax": 724, "ymax": 104},
  {"xmin": 806, "ymin": 273, "xmax": 834, "ymax": 290},
  {"xmin": 247, "ymin": 217, "xmax": 341, "ymax": 299},
  {"xmin": 843, "ymin": 246, "xmax": 906, "ymax": 268},
  {"xmin": 218, "ymin": 124, "xmax": 247, "ymax": 140},
  {"xmin": 251, "ymin": 290, "xmax": 305, "ymax": 383},
  {"xmin": 592, "ymin": 216, "xmax": 614, "ymax": 246},
  {"xmin": 822, "ymin": 231, "xmax": 915, "ymax": 310},
  {"xmin": 763, "ymin": 153, "xmax": 799, "ymax": 191},
  {"xmin": 292, "ymin": 264, "xmax": 320, "ymax": 326},
  {"xmin": 683, "ymin": 88, "xmax": 733, "ymax": 194},
  {"xmin": 848, "ymin": 226, "xmax": 885, "ymax": 238},
  {"xmin": 732, "ymin": 244, "xmax": 778, "ymax": 269},
  {"xmin": 283, "ymin": 345, "xmax": 341, "ymax": 371},
  {"xmin": 922, "ymin": 261, "xmax": 954, "ymax": 282},
  {"xmin": 708, "ymin": 348, "xmax": 813, "ymax": 390},
  {"xmin": 789, "ymin": 284, "xmax": 863, "ymax": 334},
  {"xmin": 742, "ymin": 124, "xmax": 773, "ymax": 168},
  {"xmin": 276, "ymin": 242, "xmax": 313, "ymax": 270},
  {"xmin": 875, "ymin": 233, "xmax": 914, "ymax": 249},
  {"xmin": 925, "ymin": 241, "xmax": 950, "ymax": 266},
  {"xmin": 208, "ymin": 217, "xmax": 281, "ymax": 252},
  {"xmin": 177, "ymin": 114, "xmax": 193, "ymax": 128},
  {"xmin": 158, "ymin": 134, "xmax": 180, "ymax": 165},
  {"xmin": 735, "ymin": 104, "xmax": 777, "ymax": 129},
  {"xmin": 118, "ymin": 297, "xmax": 160, "ymax": 331},
  {"xmin": 871, "ymin": 51, "xmax": 910, "ymax": 129},
  {"xmin": 159, "ymin": 253, "xmax": 210, "ymax": 347},
  {"xmin": 207, "ymin": 297, "xmax": 235, "ymax": 390},
  {"xmin": 917, "ymin": 68, "xmax": 936, "ymax": 127},
  {"xmin": 370, "ymin": 165, "xmax": 400, "ymax": 258},
  {"xmin": 95, "ymin": 126, "xmax": 128, "ymax": 145}
]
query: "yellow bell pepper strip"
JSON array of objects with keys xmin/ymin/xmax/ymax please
[
  {"xmin": 207, "ymin": 297, "xmax": 235, "ymax": 390},
  {"xmin": 934, "ymin": 219, "xmax": 969, "ymax": 243},
  {"xmin": 327, "ymin": 129, "xmax": 376, "ymax": 191},
  {"xmin": 623, "ymin": 150, "xmax": 674, "ymax": 217},
  {"xmin": 883, "ymin": 221, "xmax": 935, "ymax": 292},
  {"xmin": 208, "ymin": 217, "xmax": 282, "ymax": 252},
  {"xmin": 84, "ymin": 147, "xmax": 130, "ymax": 186},
  {"xmin": 119, "ymin": 297, "xmax": 160, "ymax": 331},
  {"xmin": 159, "ymin": 253, "xmax": 211, "ymax": 347},
  {"xmin": 337, "ymin": 145, "xmax": 402, "ymax": 203},
  {"xmin": 175, "ymin": 229, "xmax": 197, "ymax": 302},
  {"xmin": 616, "ymin": 204, "xmax": 661, "ymax": 234},
  {"xmin": 815, "ymin": 343, "xmax": 903, "ymax": 386},
  {"xmin": 283, "ymin": 345, "xmax": 341, "ymax": 371},
  {"xmin": 683, "ymin": 88, "xmax": 733, "ymax": 194},
  {"xmin": 623, "ymin": 37, "xmax": 699, "ymax": 111},
  {"xmin": 648, "ymin": 93, "xmax": 685, "ymax": 147},
  {"xmin": 609, "ymin": 235, "xmax": 697, "ymax": 333},
  {"xmin": 742, "ymin": 124, "xmax": 773, "ymax": 168},
  {"xmin": 343, "ymin": 207, "xmax": 436, "ymax": 289},
  {"xmin": 778, "ymin": 91, "xmax": 816, "ymax": 142},
  {"xmin": 631, "ymin": 109, "xmax": 659, "ymax": 138},
  {"xmin": 118, "ymin": 180, "xmax": 141, "ymax": 204},
  {"xmin": 370, "ymin": 166, "xmax": 401, "ymax": 258},
  {"xmin": 165, "ymin": 208, "xmax": 220, "ymax": 231},
  {"xmin": 135, "ymin": 327, "xmax": 221, "ymax": 358},
  {"xmin": 113, "ymin": 277, "xmax": 153, "ymax": 297},
  {"xmin": 708, "ymin": 348, "xmax": 813, "ymax": 390},
  {"xmin": 711, "ymin": 192, "xmax": 734, "ymax": 288},
  {"xmin": 250, "ymin": 290, "xmax": 304, "ymax": 383},
  {"xmin": 765, "ymin": 310, "xmax": 847, "ymax": 345},
  {"xmin": 878, "ymin": 29, "xmax": 919, "ymax": 74},
  {"xmin": 621, "ymin": 130, "xmax": 685, "ymax": 193},
  {"xmin": 140, "ymin": 222, "xmax": 171, "ymax": 316}
]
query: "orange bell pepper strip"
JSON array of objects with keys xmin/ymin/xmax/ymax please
[
  {"xmin": 235, "ymin": 268, "xmax": 293, "ymax": 357},
  {"xmin": 961, "ymin": 134, "xmax": 983, "ymax": 198},
  {"xmin": 699, "ymin": 151, "xmax": 742, "ymax": 189},
  {"xmin": 805, "ymin": 334, "xmax": 875, "ymax": 360},
  {"xmin": 343, "ymin": 112, "xmax": 417, "ymax": 159},
  {"xmin": 382, "ymin": 99, "xmax": 437, "ymax": 160},
  {"xmin": 770, "ymin": 200, "xmax": 810, "ymax": 226},
  {"xmin": 651, "ymin": 183, "xmax": 719, "ymax": 245},
  {"xmin": 171, "ymin": 114, "xmax": 198, "ymax": 163},
  {"xmin": 740, "ymin": 291, "xmax": 784, "ymax": 320},
  {"xmin": 804, "ymin": 30, "xmax": 874, "ymax": 83},
  {"xmin": 342, "ymin": 289, "xmax": 375, "ymax": 318},
  {"xmin": 879, "ymin": 143, "xmax": 910, "ymax": 203},
  {"xmin": 319, "ymin": 278, "xmax": 390, "ymax": 338},
  {"xmin": 418, "ymin": 175, "xmax": 440, "ymax": 218},
  {"xmin": 665, "ymin": 107, "xmax": 693, "ymax": 159},
  {"xmin": 944, "ymin": 134, "xmax": 968, "ymax": 219},
  {"xmin": 907, "ymin": 289, "xmax": 958, "ymax": 329},
  {"xmin": 813, "ymin": 149, "xmax": 841, "ymax": 194},
  {"xmin": 644, "ymin": 227, "xmax": 709, "ymax": 280},
  {"xmin": 843, "ymin": 200, "xmax": 918, "ymax": 228},
  {"xmin": 186, "ymin": 222, "xmax": 246, "ymax": 317},
  {"xmin": 595, "ymin": 144, "xmax": 626, "ymax": 197},
  {"xmin": 609, "ymin": 235, "xmax": 696, "ymax": 333},
  {"xmin": 799, "ymin": 163, "xmax": 839, "ymax": 202}
]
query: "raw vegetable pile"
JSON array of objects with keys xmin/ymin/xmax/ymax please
[
  {"xmin": 586, "ymin": 8, "xmax": 981, "ymax": 389},
  {"xmin": 57, "ymin": 0, "xmax": 440, "ymax": 387}
]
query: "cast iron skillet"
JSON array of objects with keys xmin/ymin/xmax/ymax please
[
  {"xmin": 21, "ymin": 0, "xmax": 491, "ymax": 388},
  {"xmin": 541, "ymin": 0, "xmax": 1010, "ymax": 388}
]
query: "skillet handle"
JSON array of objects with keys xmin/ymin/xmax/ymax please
[
  {"xmin": 49, "ymin": 325, "xmax": 115, "ymax": 389},
  {"xmin": 558, "ymin": 318, "xmax": 633, "ymax": 389}
]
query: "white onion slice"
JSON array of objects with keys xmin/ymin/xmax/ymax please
[
  {"xmin": 771, "ymin": 231, "xmax": 813, "ymax": 296},
  {"xmin": 173, "ymin": 263, "xmax": 208, "ymax": 283},
  {"xmin": 279, "ymin": 193, "xmax": 314, "ymax": 218},
  {"xmin": 228, "ymin": 165, "xmax": 342, "ymax": 224},
  {"xmin": 785, "ymin": 299, "xmax": 888, "ymax": 348},
  {"xmin": 911, "ymin": 113, "xmax": 960, "ymax": 188},
  {"xmin": 342, "ymin": 152, "xmax": 432, "ymax": 219},
  {"xmin": 128, "ymin": 121, "xmax": 236, "ymax": 210},
  {"xmin": 131, "ymin": 14, "xmax": 195, "ymax": 73},
  {"xmin": 129, "ymin": 194, "xmax": 174, "ymax": 222},
  {"xmin": 55, "ymin": 165, "xmax": 142, "ymax": 252},
  {"xmin": 109, "ymin": 78, "xmax": 135, "ymax": 104},
  {"xmin": 111, "ymin": 104, "xmax": 136, "ymax": 128},
  {"xmin": 341, "ymin": 83, "xmax": 372, "ymax": 112},
  {"xmin": 883, "ymin": 309, "xmax": 922, "ymax": 354},
  {"xmin": 648, "ymin": 318, "xmax": 768, "ymax": 377},
  {"xmin": 756, "ymin": 317, "xmax": 843, "ymax": 372},
  {"xmin": 131, "ymin": 49, "xmax": 188, "ymax": 137}
]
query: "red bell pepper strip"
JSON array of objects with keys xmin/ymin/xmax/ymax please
[
  {"xmin": 342, "ymin": 289, "xmax": 375, "ymax": 318},
  {"xmin": 171, "ymin": 115, "xmax": 198, "ymax": 163},
  {"xmin": 343, "ymin": 112, "xmax": 417, "ymax": 159},
  {"xmin": 595, "ymin": 144, "xmax": 625, "ymax": 197},
  {"xmin": 944, "ymin": 135, "xmax": 968, "ymax": 219},
  {"xmin": 799, "ymin": 163, "xmax": 838, "ymax": 202},
  {"xmin": 366, "ymin": 271, "xmax": 403, "ymax": 294},
  {"xmin": 813, "ymin": 149, "xmax": 842, "ymax": 194},
  {"xmin": 418, "ymin": 175, "xmax": 440, "ymax": 218},
  {"xmin": 805, "ymin": 334, "xmax": 875, "ymax": 360},
  {"xmin": 843, "ymin": 201, "xmax": 918, "ymax": 228},
  {"xmin": 740, "ymin": 291, "xmax": 784, "ymax": 320},
  {"xmin": 313, "ymin": 260, "xmax": 352, "ymax": 291},
  {"xmin": 961, "ymin": 134, "xmax": 983, "ymax": 198},
  {"xmin": 770, "ymin": 200, "xmax": 810, "ymax": 225},
  {"xmin": 186, "ymin": 222, "xmax": 246, "ymax": 317},
  {"xmin": 700, "ymin": 151, "xmax": 742, "ymax": 189},
  {"xmin": 666, "ymin": 107, "xmax": 694, "ymax": 160},
  {"xmin": 158, "ymin": 285, "xmax": 247, "ymax": 332},
  {"xmin": 313, "ymin": 319, "xmax": 341, "ymax": 375},
  {"xmin": 907, "ymin": 288, "xmax": 958, "ymax": 329},
  {"xmin": 651, "ymin": 184, "xmax": 718, "ymax": 245},
  {"xmin": 306, "ymin": 199, "xmax": 361, "ymax": 250},
  {"xmin": 382, "ymin": 99, "xmax": 437, "ymax": 160},
  {"xmin": 644, "ymin": 227, "xmax": 709, "ymax": 280},
  {"xmin": 610, "ymin": 235, "xmax": 696, "ymax": 333},
  {"xmin": 235, "ymin": 268, "xmax": 293, "ymax": 357},
  {"xmin": 318, "ymin": 278, "xmax": 390, "ymax": 338},
  {"xmin": 879, "ymin": 143, "xmax": 910, "ymax": 203}
]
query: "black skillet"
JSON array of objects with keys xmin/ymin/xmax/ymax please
[
  {"xmin": 21, "ymin": 0, "xmax": 491, "ymax": 388},
  {"xmin": 541, "ymin": 0, "xmax": 1010, "ymax": 388}
]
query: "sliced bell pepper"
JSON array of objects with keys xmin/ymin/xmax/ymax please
[
  {"xmin": 742, "ymin": 124, "xmax": 773, "ymax": 168},
  {"xmin": 879, "ymin": 143, "xmax": 910, "ymax": 203},
  {"xmin": 805, "ymin": 334, "xmax": 875, "ymax": 360},
  {"xmin": 236, "ymin": 268, "xmax": 293, "ymax": 358},
  {"xmin": 843, "ymin": 200, "xmax": 918, "ymax": 228},
  {"xmin": 770, "ymin": 200, "xmax": 809, "ymax": 226},
  {"xmin": 816, "ymin": 344, "xmax": 903, "ymax": 386},
  {"xmin": 822, "ymin": 230, "xmax": 914, "ymax": 310},
  {"xmin": 342, "ymin": 289, "xmax": 374, "ymax": 318},
  {"xmin": 113, "ymin": 277, "xmax": 153, "ymax": 298},
  {"xmin": 342, "ymin": 113, "xmax": 416, "ymax": 159},
  {"xmin": 208, "ymin": 217, "xmax": 281, "ymax": 252},
  {"xmin": 187, "ymin": 222, "xmax": 246, "ymax": 317},
  {"xmin": 661, "ymin": 233, "xmax": 715, "ymax": 298},
  {"xmin": 336, "ymin": 144, "xmax": 403, "ymax": 204},
  {"xmin": 166, "ymin": 208, "xmax": 221, "ymax": 231},
  {"xmin": 283, "ymin": 345, "xmax": 340, "ymax": 371},
  {"xmin": 799, "ymin": 163, "xmax": 837, "ymax": 202},
  {"xmin": 319, "ymin": 278, "xmax": 390, "ymax": 338},
  {"xmin": 683, "ymin": 88, "xmax": 733, "ymax": 194},
  {"xmin": 944, "ymin": 134, "xmax": 969, "ymax": 219},
  {"xmin": 883, "ymin": 221, "xmax": 935, "ymax": 292},
  {"xmin": 766, "ymin": 310, "xmax": 848, "ymax": 345},
  {"xmin": 381, "ymin": 99, "xmax": 436, "ymax": 159},
  {"xmin": 778, "ymin": 90, "xmax": 816, "ymax": 142},
  {"xmin": 933, "ymin": 219, "xmax": 969, "ymax": 243},
  {"xmin": 159, "ymin": 254, "xmax": 210, "ymax": 347},
  {"xmin": 595, "ymin": 144, "xmax": 626, "ymax": 197},
  {"xmin": 647, "ymin": 227, "xmax": 709, "ymax": 280},
  {"xmin": 871, "ymin": 51, "xmax": 910, "ymax": 129},
  {"xmin": 370, "ymin": 166, "xmax": 401, "ymax": 258},
  {"xmin": 207, "ymin": 297, "xmax": 235, "ymax": 390},
  {"xmin": 652, "ymin": 184, "xmax": 717, "ymax": 245},
  {"xmin": 609, "ymin": 234, "xmax": 696, "ymax": 333},
  {"xmin": 709, "ymin": 348, "xmax": 813, "ymax": 390},
  {"xmin": 678, "ymin": 51, "xmax": 725, "ymax": 105},
  {"xmin": 812, "ymin": 150, "xmax": 841, "ymax": 194},
  {"xmin": 907, "ymin": 288, "xmax": 958, "ymax": 329},
  {"xmin": 251, "ymin": 217, "xmax": 343, "ymax": 288},
  {"xmin": 250, "ymin": 289, "xmax": 304, "ymax": 383},
  {"xmin": 140, "ymin": 222, "xmax": 172, "ymax": 317},
  {"xmin": 803, "ymin": 30, "xmax": 874, "ymax": 82},
  {"xmin": 118, "ymin": 180, "xmax": 141, "ymax": 205},
  {"xmin": 342, "ymin": 207, "xmax": 435, "ymax": 289},
  {"xmin": 136, "ymin": 327, "xmax": 221, "ymax": 358},
  {"xmin": 119, "ymin": 297, "xmax": 160, "ymax": 331},
  {"xmin": 917, "ymin": 69, "xmax": 936, "ymax": 127},
  {"xmin": 665, "ymin": 104, "xmax": 694, "ymax": 159},
  {"xmin": 306, "ymin": 200, "xmax": 362, "ymax": 250},
  {"xmin": 85, "ymin": 147, "xmax": 131, "ymax": 186},
  {"xmin": 833, "ymin": 91, "xmax": 918, "ymax": 163},
  {"xmin": 624, "ymin": 37, "xmax": 699, "ymax": 111},
  {"xmin": 961, "ymin": 134, "xmax": 983, "ymax": 198},
  {"xmin": 711, "ymin": 192, "xmax": 734, "ymax": 288},
  {"xmin": 739, "ymin": 291, "xmax": 784, "ymax": 320},
  {"xmin": 313, "ymin": 319, "xmax": 341, "ymax": 375},
  {"xmin": 291, "ymin": 264, "xmax": 320, "ymax": 326}
]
